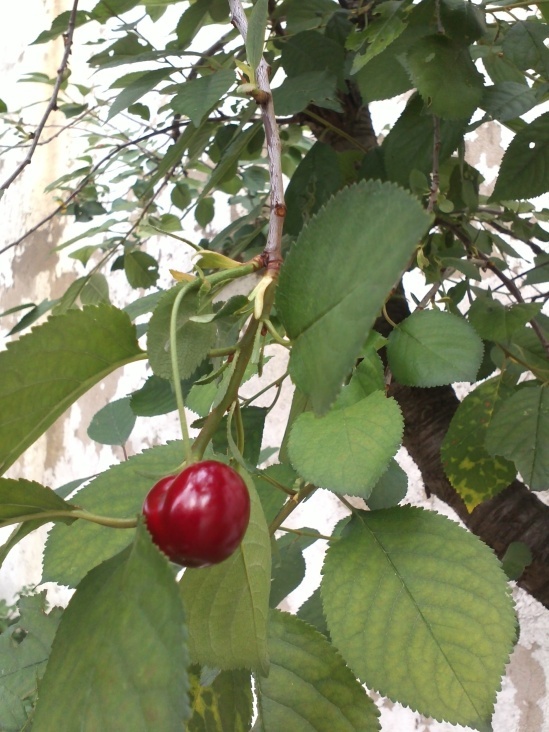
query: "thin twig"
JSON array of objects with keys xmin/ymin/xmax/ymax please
[
  {"xmin": 486, "ymin": 219, "xmax": 545, "ymax": 256},
  {"xmin": 1, "ymin": 0, "xmax": 81, "ymax": 192},
  {"xmin": 477, "ymin": 251, "xmax": 549, "ymax": 356},
  {"xmin": 444, "ymin": 219, "xmax": 549, "ymax": 358},
  {"xmin": 427, "ymin": 115, "xmax": 441, "ymax": 214},
  {"xmin": 0, "ymin": 125, "xmax": 174, "ymax": 255},
  {"xmin": 229, "ymin": 0, "xmax": 285, "ymax": 273},
  {"xmin": 415, "ymin": 267, "xmax": 456, "ymax": 310}
]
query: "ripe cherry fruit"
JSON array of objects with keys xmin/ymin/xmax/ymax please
[{"xmin": 142, "ymin": 461, "xmax": 250, "ymax": 568}]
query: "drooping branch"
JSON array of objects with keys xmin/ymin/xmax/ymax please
[{"xmin": 1, "ymin": 0, "xmax": 81, "ymax": 193}]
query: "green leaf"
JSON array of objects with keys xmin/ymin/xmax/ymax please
[
  {"xmin": 124, "ymin": 250, "xmax": 160, "ymax": 289},
  {"xmin": 0, "ymin": 478, "xmax": 74, "ymax": 521},
  {"xmin": 0, "ymin": 305, "xmax": 143, "ymax": 475},
  {"xmin": 333, "ymin": 352, "xmax": 386, "ymax": 411},
  {"xmin": 270, "ymin": 531, "xmax": 318, "ymax": 608},
  {"xmin": 0, "ymin": 592, "xmax": 63, "ymax": 731},
  {"xmin": 212, "ymin": 407, "xmax": 267, "ymax": 467},
  {"xmin": 289, "ymin": 392, "xmax": 403, "ymax": 498},
  {"xmin": 485, "ymin": 383, "xmax": 549, "ymax": 491},
  {"xmin": 130, "ymin": 374, "xmax": 177, "ymax": 416},
  {"xmin": 277, "ymin": 180, "xmax": 431, "ymax": 414},
  {"xmin": 147, "ymin": 285, "xmax": 217, "ymax": 381},
  {"xmin": 502, "ymin": 20, "xmax": 549, "ymax": 77},
  {"xmin": 33, "ymin": 522, "xmax": 190, "ymax": 731},
  {"xmin": 107, "ymin": 68, "xmax": 173, "ymax": 120},
  {"xmin": 525, "ymin": 253, "xmax": 549, "ymax": 285},
  {"xmin": 272, "ymin": 71, "xmax": 339, "ymax": 116},
  {"xmin": 468, "ymin": 297, "xmax": 542, "ymax": 342},
  {"xmin": 441, "ymin": 377, "xmax": 516, "ymax": 509},
  {"xmin": 281, "ymin": 0, "xmax": 338, "ymax": 33},
  {"xmin": 284, "ymin": 143, "xmax": 343, "ymax": 237},
  {"xmin": 176, "ymin": 0, "xmax": 212, "ymax": 48},
  {"xmin": 491, "ymin": 112, "xmax": 549, "ymax": 201},
  {"xmin": 387, "ymin": 310, "xmax": 484, "ymax": 386},
  {"xmin": 180, "ymin": 472, "xmax": 271, "ymax": 674},
  {"xmin": 366, "ymin": 459, "xmax": 408, "ymax": 509},
  {"xmin": 501, "ymin": 541, "xmax": 533, "ymax": 581},
  {"xmin": 281, "ymin": 30, "xmax": 345, "ymax": 83},
  {"xmin": 246, "ymin": 0, "xmax": 269, "ymax": 71},
  {"xmin": 32, "ymin": 9, "xmax": 91, "ymax": 43},
  {"xmin": 296, "ymin": 588, "xmax": 329, "ymax": 637},
  {"xmin": 354, "ymin": 46, "xmax": 412, "ymax": 102},
  {"xmin": 200, "ymin": 118, "xmax": 262, "ymax": 201},
  {"xmin": 171, "ymin": 69, "xmax": 235, "ymax": 127},
  {"xmin": 322, "ymin": 507, "xmax": 516, "ymax": 729},
  {"xmin": 440, "ymin": 0, "xmax": 486, "ymax": 43},
  {"xmin": 481, "ymin": 82, "xmax": 537, "ymax": 123},
  {"xmin": 79, "ymin": 273, "xmax": 110, "ymax": 306},
  {"xmin": 188, "ymin": 666, "xmax": 253, "ymax": 731},
  {"xmin": 496, "ymin": 325, "xmax": 549, "ymax": 382},
  {"xmin": 43, "ymin": 442, "xmax": 185, "ymax": 587},
  {"xmin": 254, "ymin": 464, "xmax": 295, "ymax": 525},
  {"xmin": 87, "ymin": 397, "xmax": 137, "ymax": 446},
  {"xmin": 351, "ymin": 1, "xmax": 409, "ymax": 73},
  {"xmin": 256, "ymin": 610, "xmax": 380, "ymax": 731},
  {"xmin": 383, "ymin": 94, "xmax": 467, "ymax": 187},
  {"xmin": 405, "ymin": 35, "xmax": 484, "ymax": 119},
  {"xmin": 90, "ymin": 0, "xmax": 141, "ymax": 22},
  {"xmin": 195, "ymin": 196, "xmax": 215, "ymax": 227}
]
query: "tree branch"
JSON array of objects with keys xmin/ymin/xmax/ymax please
[
  {"xmin": 229, "ymin": 0, "xmax": 285, "ymax": 272},
  {"xmin": 1, "ymin": 0, "xmax": 80, "ymax": 193},
  {"xmin": 0, "ymin": 124, "xmax": 175, "ymax": 255}
]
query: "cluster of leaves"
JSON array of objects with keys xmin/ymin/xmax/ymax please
[{"xmin": 0, "ymin": 0, "xmax": 548, "ymax": 730}]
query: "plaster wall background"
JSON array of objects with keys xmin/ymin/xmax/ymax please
[{"xmin": 0, "ymin": 3, "xmax": 548, "ymax": 731}]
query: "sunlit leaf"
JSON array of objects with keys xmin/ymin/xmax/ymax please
[
  {"xmin": 256, "ymin": 610, "xmax": 380, "ymax": 731},
  {"xmin": 485, "ymin": 383, "xmax": 549, "ymax": 490},
  {"xmin": 387, "ymin": 310, "xmax": 483, "ymax": 386},
  {"xmin": 405, "ymin": 35, "xmax": 484, "ymax": 119},
  {"xmin": 322, "ymin": 507, "xmax": 516, "ymax": 729},
  {"xmin": 289, "ymin": 392, "xmax": 403, "ymax": 498},
  {"xmin": 0, "ymin": 306, "xmax": 144, "ymax": 475},
  {"xmin": 180, "ymin": 472, "xmax": 271, "ymax": 674},
  {"xmin": 277, "ymin": 180, "xmax": 431, "ymax": 414}
]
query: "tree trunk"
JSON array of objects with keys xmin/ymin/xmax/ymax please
[{"xmin": 390, "ymin": 381, "xmax": 549, "ymax": 608}]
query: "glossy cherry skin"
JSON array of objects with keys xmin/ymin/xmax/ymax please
[{"xmin": 142, "ymin": 461, "xmax": 250, "ymax": 568}]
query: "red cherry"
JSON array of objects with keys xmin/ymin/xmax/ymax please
[{"xmin": 142, "ymin": 461, "xmax": 250, "ymax": 568}]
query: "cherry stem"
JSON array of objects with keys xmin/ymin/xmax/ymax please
[
  {"xmin": 0, "ymin": 509, "xmax": 138, "ymax": 531},
  {"xmin": 261, "ymin": 318, "xmax": 291, "ymax": 348},
  {"xmin": 169, "ymin": 282, "xmax": 196, "ymax": 466}
]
